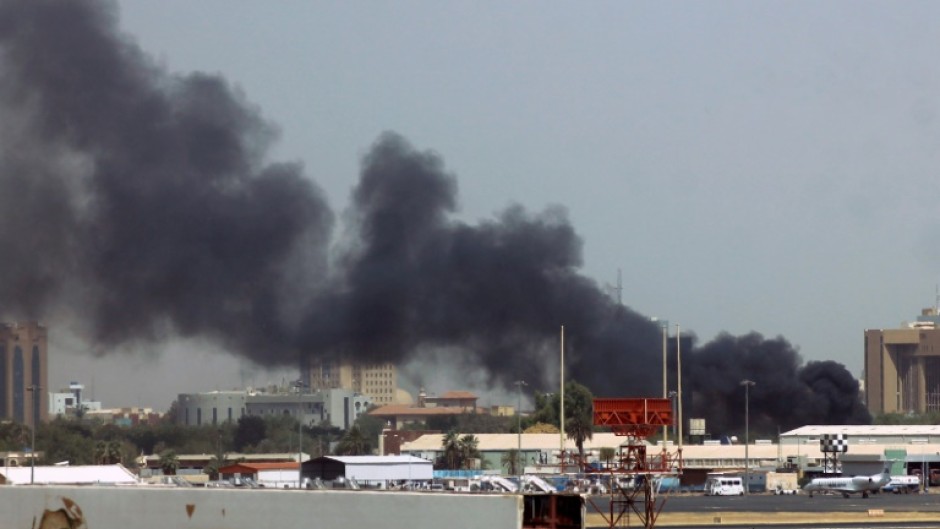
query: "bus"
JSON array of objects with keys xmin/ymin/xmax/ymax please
[{"xmin": 704, "ymin": 476, "xmax": 744, "ymax": 496}]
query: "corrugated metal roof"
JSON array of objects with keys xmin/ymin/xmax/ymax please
[
  {"xmin": 219, "ymin": 462, "xmax": 299, "ymax": 472},
  {"xmin": 0, "ymin": 464, "xmax": 138, "ymax": 485},
  {"xmin": 401, "ymin": 433, "xmax": 651, "ymax": 452},
  {"xmin": 783, "ymin": 425, "xmax": 940, "ymax": 436},
  {"xmin": 321, "ymin": 455, "xmax": 432, "ymax": 465},
  {"xmin": 369, "ymin": 405, "xmax": 483, "ymax": 416}
]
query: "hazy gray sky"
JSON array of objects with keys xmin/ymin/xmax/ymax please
[{"xmin": 50, "ymin": 1, "xmax": 940, "ymax": 409}]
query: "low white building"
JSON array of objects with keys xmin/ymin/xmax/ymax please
[
  {"xmin": 219, "ymin": 462, "xmax": 300, "ymax": 488},
  {"xmin": 302, "ymin": 455, "xmax": 433, "ymax": 487},
  {"xmin": 0, "ymin": 464, "xmax": 139, "ymax": 485}
]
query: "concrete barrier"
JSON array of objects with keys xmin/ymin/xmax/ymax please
[{"xmin": 4, "ymin": 485, "xmax": 523, "ymax": 529}]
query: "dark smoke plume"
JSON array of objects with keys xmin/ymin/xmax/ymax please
[
  {"xmin": 0, "ymin": 0, "xmax": 870, "ymax": 432},
  {"xmin": 0, "ymin": 0, "xmax": 332, "ymax": 353}
]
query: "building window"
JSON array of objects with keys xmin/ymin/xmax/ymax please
[
  {"xmin": 12, "ymin": 346, "xmax": 24, "ymax": 423},
  {"xmin": 0, "ymin": 345, "xmax": 6, "ymax": 418}
]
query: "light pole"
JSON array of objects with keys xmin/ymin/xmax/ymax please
[
  {"xmin": 741, "ymin": 379, "xmax": 755, "ymax": 496},
  {"xmin": 668, "ymin": 391, "xmax": 678, "ymax": 441},
  {"xmin": 515, "ymin": 380, "xmax": 526, "ymax": 475},
  {"xmin": 27, "ymin": 385, "xmax": 40, "ymax": 485},
  {"xmin": 294, "ymin": 380, "xmax": 307, "ymax": 489}
]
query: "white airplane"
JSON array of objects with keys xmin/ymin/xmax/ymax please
[{"xmin": 803, "ymin": 466, "xmax": 891, "ymax": 498}]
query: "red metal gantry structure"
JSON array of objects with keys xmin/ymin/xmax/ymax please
[{"xmin": 585, "ymin": 398, "xmax": 682, "ymax": 529}]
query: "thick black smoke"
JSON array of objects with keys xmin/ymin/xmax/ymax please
[
  {"xmin": 0, "ymin": 1, "xmax": 332, "ymax": 353},
  {"xmin": 0, "ymin": 0, "xmax": 870, "ymax": 431},
  {"xmin": 687, "ymin": 333, "xmax": 870, "ymax": 437}
]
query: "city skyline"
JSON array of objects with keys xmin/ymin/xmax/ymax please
[{"xmin": 6, "ymin": 2, "xmax": 940, "ymax": 407}]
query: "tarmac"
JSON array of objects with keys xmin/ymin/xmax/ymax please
[{"xmin": 586, "ymin": 509, "xmax": 940, "ymax": 527}]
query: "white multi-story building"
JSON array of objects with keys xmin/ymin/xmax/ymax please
[
  {"xmin": 176, "ymin": 386, "xmax": 371, "ymax": 430},
  {"xmin": 49, "ymin": 381, "xmax": 102, "ymax": 417}
]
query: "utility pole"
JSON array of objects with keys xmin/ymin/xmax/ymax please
[
  {"xmin": 515, "ymin": 380, "xmax": 526, "ymax": 475},
  {"xmin": 27, "ymin": 385, "xmax": 41, "ymax": 485},
  {"xmin": 741, "ymin": 379, "xmax": 756, "ymax": 496},
  {"xmin": 294, "ymin": 380, "xmax": 307, "ymax": 489}
]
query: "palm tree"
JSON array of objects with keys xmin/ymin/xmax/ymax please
[
  {"xmin": 564, "ymin": 381, "xmax": 594, "ymax": 464},
  {"xmin": 501, "ymin": 449, "xmax": 520, "ymax": 475},
  {"xmin": 335, "ymin": 425, "xmax": 369, "ymax": 455},
  {"xmin": 440, "ymin": 430, "xmax": 460, "ymax": 469},
  {"xmin": 458, "ymin": 434, "xmax": 480, "ymax": 469},
  {"xmin": 159, "ymin": 449, "xmax": 179, "ymax": 476},
  {"xmin": 599, "ymin": 447, "xmax": 616, "ymax": 469},
  {"xmin": 94, "ymin": 440, "xmax": 123, "ymax": 465}
]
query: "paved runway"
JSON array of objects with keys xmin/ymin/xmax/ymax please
[{"xmin": 584, "ymin": 491, "xmax": 940, "ymax": 528}]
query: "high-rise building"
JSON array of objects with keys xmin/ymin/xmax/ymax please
[
  {"xmin": 865, "ymin": 307, "xmax": 940, "ymax": 415},
  {"xmin": 302, "ymin": 358, "xmax": 399, "ymax": 406},
  {"xmin": 0, "ymin": 322, "xmax": 49, "ymax": 428}
]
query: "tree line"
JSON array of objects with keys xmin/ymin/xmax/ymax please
[{"xmin": 0, "ymin": 380, "xmax": 604, "ymax": 475}]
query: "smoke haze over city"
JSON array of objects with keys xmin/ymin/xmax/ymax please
[{"xmin": 7, "ymin": 0, "xmax": 930, "ymax": 430}]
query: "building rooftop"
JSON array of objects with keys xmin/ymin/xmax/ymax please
[
  {"xmin": 436, "ymin": 391, "xmax": 477, "ymax": 400},
  {"xmin": 0, "ymin": 464, "xmax": 138, "ymax": 485},
  {"xmin": 782, "ymin": 425, "xmax": 940, "ymax": 436},
  {"xmin": 369, "ymin": 405, "xmax": 485, "ymax": 416}
]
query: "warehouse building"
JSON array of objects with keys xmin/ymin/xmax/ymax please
[{"xmin": 301, "ymin": 455, "xmax": 433, "ymax": 488}]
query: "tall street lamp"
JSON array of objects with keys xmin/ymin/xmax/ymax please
[
  {"xmin": 27, "ymin": 385, "xmax": 41, "ymax": 485},
  {"xmin": 294, "ymin": 380, "xmax": 307, "ymax": 489},
  {"xmin": 740, "ymin": 379, "xmax": 756, "ymax": 496},
  {"xmin": 668, "ymin": 391, "xmax": 678, "ymax": 441},
  {"xmin": 515, "ymin": 380, "xmax": 527, "ymax": 475}
]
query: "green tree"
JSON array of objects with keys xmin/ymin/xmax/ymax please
[
  {"xmin": 335, "ymin": 425, "xmax": 369, "ymax": 455},
  {"xmin": 159, "ymin": 449, "xmax": 179, "ymax": 475},
  {"xmin": 353, "ymin": 411, "xmax": 385, "ymax": 445},
  {"xmin": 531, "ymin": 392, "xmax": 559, "ymax": 426},
  {"xmin": 0, "ymin": 422, "xmax": 30, "ymax": 452},
  {"xmin": 501, "ymin": 449, "xmax": 520, "ymax": 475},
  {"xmin": 38, "ymin": 418, "xmax": 95, "ymax": 465},
  {"xmin": 599, "ymin": 447, "xmax": 616, "ymax": 468},
  {"xmin": 94, "ymin": 439, "xmax": 123, "ymax": 464},
  {"xmin": 458, "ymin": 434, "xmax": 480, "ymax": 469},
  {"xmin": 234, "ymin": 415, "xmax": 267, "ymax": 451},
  {"xmin": 564, "ymin": 381, "xmax": 594, "ymax": 463},
  {"xmin": 440, "ymin": 430, "xmax": 461, "ymax": 469}
]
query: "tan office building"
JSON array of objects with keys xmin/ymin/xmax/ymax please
[
  {"xmin": 865, "ymin": 308, "xmax": 940, "ymax": 415},
  {"xmin": 0, "ymin": 322, "xmax": 49, "ymax": 428},
  {"xmin": 303, "ymin": 359, "xmax": 399, "ymax": 406}
]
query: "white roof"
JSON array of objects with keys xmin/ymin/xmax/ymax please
[
  {"xmin": 0, "ymin": 464, "xmax": 139, "ymax": 485},
  {"xmin": 401, "ymin": 433, "xmax": 648, "ymax": 452},
  {"xmin": 783, "ymin": 425, "xmax": 940, "ymax": 436},
  {"xmin": 323, "ymin": 456, "xmax": 432, "ymax": 465}
]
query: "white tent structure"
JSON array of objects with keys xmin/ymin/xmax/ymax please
[
  {"xmin": 303, "ymin": 456, "xmax": 432, "ymax": 487},
  {"xmin": 0, "ymin": 464, "xmax": 139, "ymax": 485}
]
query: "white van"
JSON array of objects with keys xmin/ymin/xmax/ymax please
[{"xmin": 704, "ymin": 477, "xmax": 744, "ymax": 496}]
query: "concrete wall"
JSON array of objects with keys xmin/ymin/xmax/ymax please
[{"xmin": 5, "ymin": 485, "xmax": 522, "ymax": 529}]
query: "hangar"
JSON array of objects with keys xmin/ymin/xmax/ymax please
[{"xmin": 302, "ymin": 455, "xmax": 432, "ymax": 488}]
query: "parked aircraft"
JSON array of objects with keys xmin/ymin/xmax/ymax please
[{"xmin": 803, "ymin": 466, "xmax": 891, "ymax": 498}]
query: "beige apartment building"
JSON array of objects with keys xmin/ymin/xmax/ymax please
[
  {"xmin": 303, "ymin": 359, "xmax": 399, "ymax": 406},
  {"xmin": 0, "ymin": 321, "xmax": 49, "ymax": 428},
  {"xmin": 865, "ymin": 308, "xmax": 940, "ymax": 415}
]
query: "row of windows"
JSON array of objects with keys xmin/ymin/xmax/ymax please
[{"xmin": 0, "ymin": 344, "xmax": 43, "ymax": 423}]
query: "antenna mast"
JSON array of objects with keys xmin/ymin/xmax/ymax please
[{"xmin": 605, "ymin": 269, "xmax": 623, "ymax": 305}]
